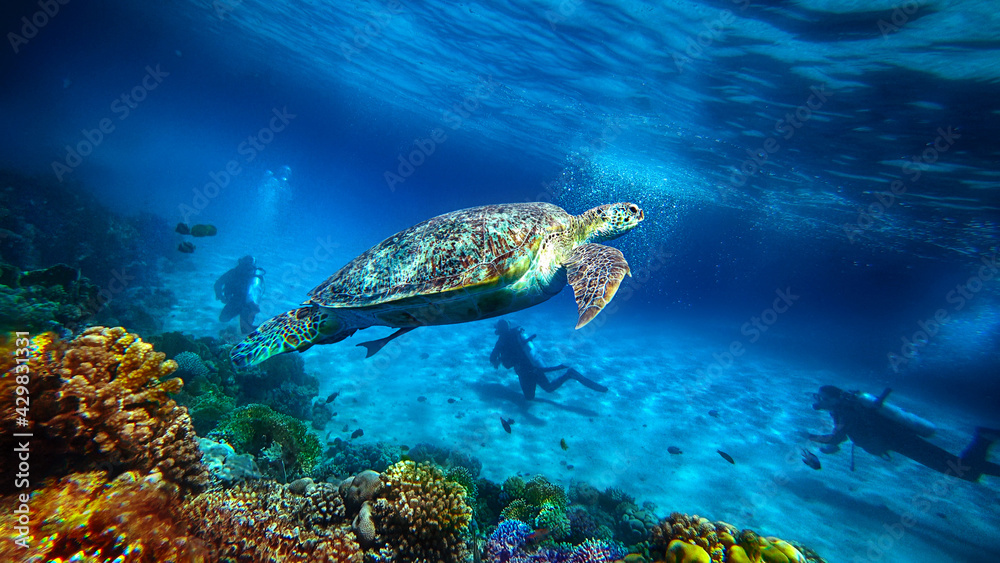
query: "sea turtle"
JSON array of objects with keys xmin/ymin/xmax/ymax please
[{"xmin": 231, "ymin": 201, "xmax": 644, "ymax": 368}]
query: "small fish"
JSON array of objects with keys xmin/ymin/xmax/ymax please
[
  {"xmin": 668, "ymin": 446, "xmax": 683, "ymax": 455},
  {"xmin": 325, "ymin": 391, "xmax": 339, "ymax": 404},
  {"xmin": 560, "ymin": 438, "xmax": 568, "ymax": 451},
  {"xmin": 717, "ymin": 450, "xmax": 735, "ymax": 464},
  {"xmin": 420, "ymin": 352, "xmax": 430, "ymax": 360},
  {"xmin": 801, "ymin": 448, "xmax": 821, "ymax": 470},
  {"xmin": 175, "ymin": 222, "xmax": 190, "ymax": 235},
  {"xmin": 708, "ymin": 410, "xmax": 720, "ymax": 418},
  {"xmin": 500, "ymin": 417, "xmax": 514, "ymax": 434},
  {"xmin": 351, "ymin": 428, "xmax": 364, "ymax": 439},
  {"xmin": 190, "ymin": 224, "xmax": 218, "ymax": 237},
  {"xmin": 526, "ymin": 527, "xmax": 550, "ymax": 542},
  {"xmin": 177, "ymin": 241, "xmax": 195, "ymax": 253}
]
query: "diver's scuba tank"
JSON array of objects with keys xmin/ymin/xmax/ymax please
[
  {"xmin": 855, "ymin": 388, "xmax": 936, "ymax": 438},
  {"xmin": 246, "ymin": 269, "xmax": 265, "ymax": 307}
]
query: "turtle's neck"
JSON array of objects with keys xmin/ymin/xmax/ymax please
[{"xmin": 573, "ymin": 204, "xmax": 612, "ymax": 243}]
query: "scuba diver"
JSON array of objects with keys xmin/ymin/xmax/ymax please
[
  {"xmin": 214, "ymin": 255, "xmax": 265, "ymax": 334},
  {"xmin": 809, "ymin": 385, "xmax": 1000, "ymax": 482},
  {"xmin": 490, "ymin": 319, "xmax": 608, "ymax": 400}
]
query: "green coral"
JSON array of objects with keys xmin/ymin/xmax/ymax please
[
  {"xmin": 208, "ymin": 403, "xmax": 321, "ymax": 478},
  {"xmin": 523, "ymin": 475, "xmax": 568, "ymax": 508},
  {"xmin": 446, "ymin": 466, "xmax": 478, "ymax": 500},
  {"xmin": 535, "ymin": 501, "xmax": 571, "ymax": 540},
  {"xmin": 0, "ymin": 264, "xmax": 100, "ymax": 334},
  {"xmin": 186, "ymin": 388, "xmax": 237, "ymax": 435},
  {"xmin": 500, "ymin": 498, "xmax": 532, "ymax": 522},
  {"xmin": 498, "ymin": 475, "xmax": 571, "ymax": 544}
]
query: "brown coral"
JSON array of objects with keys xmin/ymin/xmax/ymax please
[
  {"xmin": 0, "ymin": 328, "xmax": 207, "ymax": 493},
  {"xmin": 366, "ymin": 460, "xmax": 472, "ymax": 563},
  {"xmin": 184, "ymin": 479, "xmax": 362, "ymax": 562},
  {"xmin": 299, "ymin": 481, "xmax": 348, "ymax": 527},
  {"xmin": 0, "ymin": 470, "xmax": 210, "ymax": 562}
]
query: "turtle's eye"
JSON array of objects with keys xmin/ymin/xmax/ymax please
[{"xmin": 627, "ymin": 204, "xmax": 638, "ymax": 214}]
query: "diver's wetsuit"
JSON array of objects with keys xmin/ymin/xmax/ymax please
[
  {"xmin": 809, "ymin": 386, "xmax": 1000, "ymax": 482},
  {"xmin": 490, "ymin": 320, "xmax": 608, "ymax": 400},
  {"xmin": 214, "ymin": 256, "xmax": 265, "ymax": 334}
]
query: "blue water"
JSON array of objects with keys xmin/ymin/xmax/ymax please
[{"xmin": 3, "ymin": 0, "xmax": 999, "ymax": 561}]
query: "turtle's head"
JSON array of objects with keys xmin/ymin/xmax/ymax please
[{"xmin": 580, "ymin": 202, "xmax": 644, "ymax": 242}]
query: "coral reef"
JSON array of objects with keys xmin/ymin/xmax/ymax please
[
  {"xmin": 499, "ymin": 474, "xmax": 571, "ymax": 542},
  {"xmin": 645, "ymin": 513, "xmax": 819, "ymax": 563},
  {"xmin": 199, "ymin": 437, "xmax": 261, "ymax": 486},
  {"xmin": 0, "ymin": 328, "xmax": 207, "ymax": 493},
  {"xmin": 184, "ymin": 479, "xmax": 363, "ymax": 562},
  {"xmin": 408, "ymin": 441, "xmax": 484, "ymax": 477},
  {"xmin": 0, "ymin": 262, "xmax": 102, "ymax": 335},
  {"xmin": 484, "ymin": 518, "xmax": 627, "ymax": 563},
  {"xmin": 0, "ymin": 171, "xmax": 172, "ymax": 288},
  {"xmin": 365, "ymin": 460, "xmax": 473, "ymax": 562},
  {"xmin": 312, "ymin": 439, "xmax": 402, "ymax": 482},
  {"xmin": 208, "ymin": 403, "xmax": 322, "ymax": 480},
  {"xmin": 0, "ymin": 470, "xmax": 211, "ymax": 562}
]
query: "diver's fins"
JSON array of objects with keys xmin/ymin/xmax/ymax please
[{"xmin": 356, "ymin": 327, "xmax": 417, "ymax": 358}]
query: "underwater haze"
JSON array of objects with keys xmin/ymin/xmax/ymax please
[{"xmin": 2, "ymin": 0, "xmax": 999, "ymax": 562}]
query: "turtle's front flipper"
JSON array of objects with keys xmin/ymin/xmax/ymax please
[
  {"xmin": 563, "ymin": 243, "xmax": 631, "ymax": 329},
  {"xmin": 356, "ymin": 327, "xmax": 417, "ymax": 358},
  {"xmin": 231, "ymin": 305, "xmax": 350, "ymax": 368}
]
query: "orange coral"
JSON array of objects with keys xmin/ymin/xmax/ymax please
[
  {"xmin": 367, "ymin": 460, "xmax": 472, "ymax": 562},
  {"xmin": 184, "ymin": 479, "xmax": 362, "ymax": 562},
  {"xmin": 0, "ymin": 470, "xmax": 210, "ymax": 562},
  {"xmin": 0, "ymin": 327, "xmax": 207, "ymax": 492}
]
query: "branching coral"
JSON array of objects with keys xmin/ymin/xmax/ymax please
[
  {"xmin": 367, "ymin": 460, "xmax": 473, "ymax": 562},
  {"xmin": 0, "ymin": 470, "xmax": 210, "ymax": 562},
  {"xmin": 0, "ymin": 328, "xmax": 207, "ymax": 493},
  {"xmin": 484, "ymin": 518, "xmax": 626, "ymax": 563},
  {"xmin": 184, "ymin": 479, "xmax": 362, "ymax": 562}
]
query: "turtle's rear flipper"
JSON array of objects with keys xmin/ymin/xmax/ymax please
[
  {"xmin": 563, "ymin": 243, "xmax": 631, "ymax": 329},
  {"xmin": 356, "ymin": 327, "xmax": 417, "ymax": 358},
  {"xmin": 231, "ymin": 306, "xmax": 346, "ymax": 368}
]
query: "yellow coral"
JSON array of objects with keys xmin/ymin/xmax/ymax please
[
  {"xmin": 667, "ymin": 539, "xmax": 711, "ymax": 563},
  {"xmin": 0, "ymin": 327, "xmax": 206, "ymax": 492},
  {"xmin": 369, "ymin": 460, "xmax": 472, "ymax": 563}
]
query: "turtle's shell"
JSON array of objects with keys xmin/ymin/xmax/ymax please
[{"xmin": 308, "ymin": 203, "xmax": 572, "ymax": 308}]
